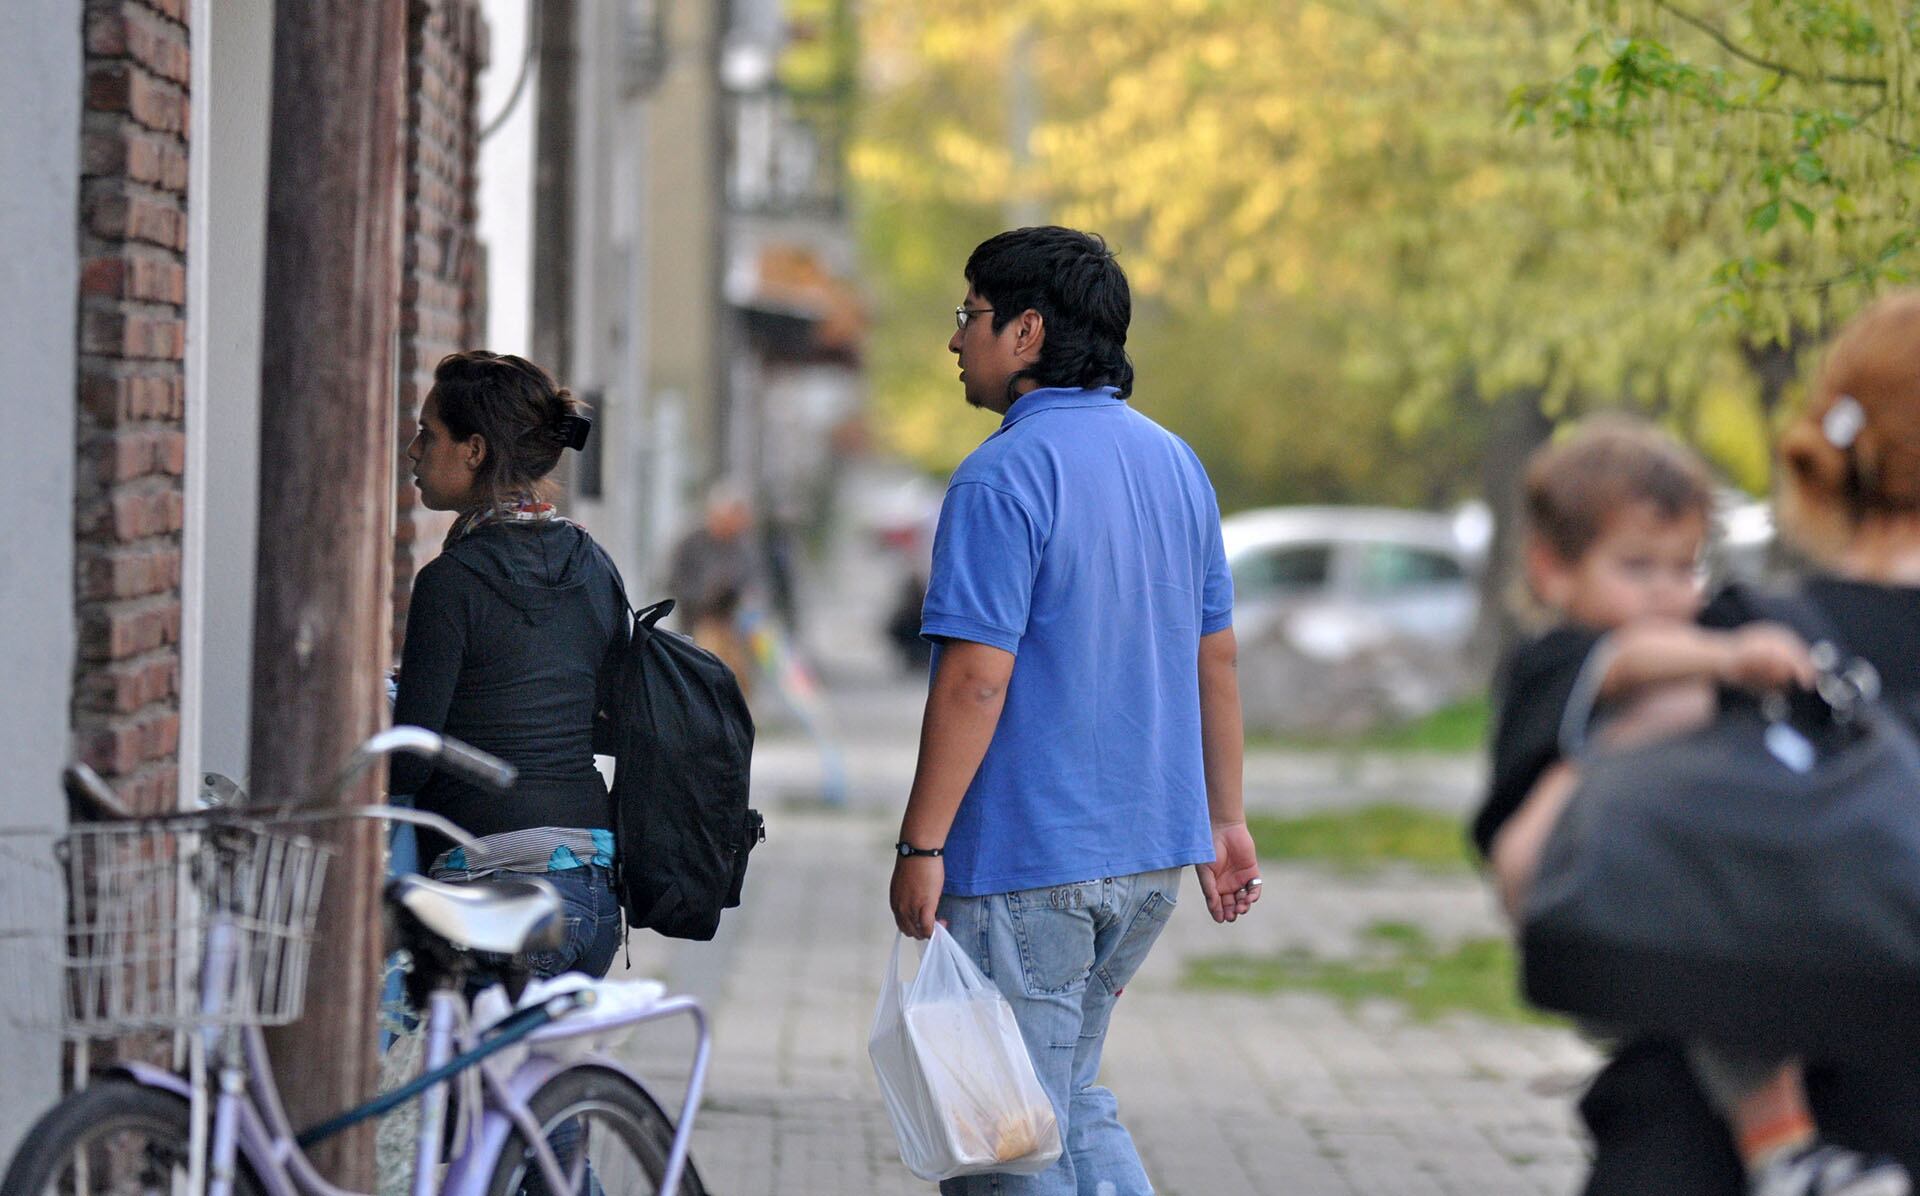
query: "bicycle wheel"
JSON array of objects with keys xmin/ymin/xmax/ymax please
[
  {"xmin": 0, "ymin": 1078, "xmax": 260, "ymax": 1196},
  {"xmin": 483, "ymin": 1066, "xmax": 707, "ymax": 1196}
]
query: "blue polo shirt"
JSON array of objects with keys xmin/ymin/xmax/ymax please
[{"xmin": 921, "ymin": 386, "xmax": 1234, "ymax": 896}]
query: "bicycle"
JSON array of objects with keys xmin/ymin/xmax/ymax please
[{"xmin": 0, "ymin": 725, "xmax": 712, "ymax": 1196}]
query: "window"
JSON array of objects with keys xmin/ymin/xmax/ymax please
[
  {"xmin": 1233, "ymin": 544, "xmax": 1332, "ymax": 598},
  {"xmin": 1356, "ymin": 544, "xmax": 1464, "ymax": 592}
]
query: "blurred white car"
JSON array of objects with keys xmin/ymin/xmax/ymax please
[{"xmin": 1221, "ymin": 505, "xmax": 1488, "ymax": 662}]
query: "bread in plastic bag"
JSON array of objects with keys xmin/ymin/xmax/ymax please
[{"xmin": 868, "ymin": 926, "xmax": 1063, "ymax": 1181}]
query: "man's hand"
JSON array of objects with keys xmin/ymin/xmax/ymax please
[
  {"xmin": 1197, "ymin": 820, "xmax": 1261, "ymax": 923},
  {"xmin": 891, "ymin": 855, "xmax": 945, "ymax": 939}
]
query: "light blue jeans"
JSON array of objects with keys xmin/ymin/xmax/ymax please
[{"xmin": 936, "ymin": 867, "xmax": 1182, "ymax": 1196}]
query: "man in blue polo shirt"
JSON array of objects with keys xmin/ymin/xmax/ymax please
[{"xmin": 889, "ymin": 226, "xmax": 1262, "ymax": 1195}]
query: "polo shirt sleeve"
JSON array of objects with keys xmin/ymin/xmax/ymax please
[
  {"xmin": 1200, "ymin": 493, "xmax": 1234, "ymax": 635},
  {"xmin": 920, "ymin": 481, "xmax": 1040, "ymax": 654}
]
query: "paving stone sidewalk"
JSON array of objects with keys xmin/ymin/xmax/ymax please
[{"xmin": 608, "ymin": 804, "xmax": 1599, "ymax": 1195}]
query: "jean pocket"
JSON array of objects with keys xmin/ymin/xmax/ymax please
[
  {"xmin": 525, "ymin": 914, "xmax": 585, "ymax": 979},
  {"xmin": 1093, "ymin": 887, "xmax": 1178, "ymax": 995},
  {"xmin": 1005, "ymin": 884, "xmax": 1097, "ymax": 997}
]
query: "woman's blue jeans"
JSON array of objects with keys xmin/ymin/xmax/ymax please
[
  {"xmin": 520, "ymin": 865, "xmax": 622, "ymax": 1196},
  {"xmin": 936, "ymin": 867, "xmax": 1182, "ymax": 1196}
]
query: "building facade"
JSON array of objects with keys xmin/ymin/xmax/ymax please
[{"xmin": 0, "ymin": 0, "xmax": 489, "ymax": 1156}]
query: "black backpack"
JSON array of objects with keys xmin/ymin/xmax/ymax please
[{"xmin": 606, "ymin": 595, "xmax": 763, "ymax": 940}]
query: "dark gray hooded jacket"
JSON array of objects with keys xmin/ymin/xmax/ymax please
[{"xmin": 392, "ymin": 518, "xmax": 626, "ymax": 856}]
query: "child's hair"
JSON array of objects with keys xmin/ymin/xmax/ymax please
[
  {"xmin": 1779, "ymin": 291, "xmax": 1920, "ymax": 538},
  {"xmin": 1524, "ymin": 416, "xmax": 1715, "ymax": 561}
]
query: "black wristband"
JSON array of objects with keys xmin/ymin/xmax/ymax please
[{"xmin": 895, "ymin": 841, "xmax": 944, "ymax": 858}]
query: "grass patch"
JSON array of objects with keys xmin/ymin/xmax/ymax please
[
  {"xmin": 1247, "ymin": 804, "xmax": 1474, "ymax": 874},
  {"xmin": 1185, "ymin": 921, "xmax": 1555, "ymax": 1025},
  {"xmin": 1251, "ymin": 695, "xmax": 1490, "ymax": 753}
]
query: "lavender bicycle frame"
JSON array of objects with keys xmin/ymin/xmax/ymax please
[{"xmin": 119, "ymin": 986, "xmax": 710, "ymax": 1196}]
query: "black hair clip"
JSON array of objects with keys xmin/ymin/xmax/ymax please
[{"xmin": 557, "ymin": 413, "xmax": 592, "ymax": 451}]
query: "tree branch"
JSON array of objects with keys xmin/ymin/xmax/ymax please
[{"xmin": 1655, "ymin": 1, "xmax": 1886, "ymax": 89}]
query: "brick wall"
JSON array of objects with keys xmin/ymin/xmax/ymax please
[
  {"xmin": 74, "ymin": 0, "xmax": 191, "ymax": 814},
  {"xmin": 393, "ymin": 0, "xmax": 489, "ymax": 655}
]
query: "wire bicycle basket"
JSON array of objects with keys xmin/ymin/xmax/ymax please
[{"xmin": 0, "ymin": 816, "xmax": 332, "ymax": 1036}]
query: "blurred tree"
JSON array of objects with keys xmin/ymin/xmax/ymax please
[
  {"xmin": 847, "ymin": 1, "xmax": 1824, "ymax": 519},
  {"xmin": 1519, "ymin": 1, "xmax": 1919, "ymax": 351}
]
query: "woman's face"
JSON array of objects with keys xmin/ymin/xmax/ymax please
[{"xmin": 406, "ymin": 394, "xmax": 483, "ymax": 512}]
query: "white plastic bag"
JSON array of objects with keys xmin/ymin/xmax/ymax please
[{"xmin": 868, "ymin": 926, "xmax": 1063, "ymax": 1181}]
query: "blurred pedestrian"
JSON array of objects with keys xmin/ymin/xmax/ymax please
[
  {"xmin": 668, "ymin": 482, "xmax": 759, "ymax": 698},
  {"xmin": 1533, "ymin": 294, "xmax": 1920, "ymax": 1194},
  {"xmin": 1469, "ymin": 419, "xmax": 1909, "ymax": 1196},
  {"xmin": 887, "ymin": 226, "xmax": 1261, "ymax": 1196}
]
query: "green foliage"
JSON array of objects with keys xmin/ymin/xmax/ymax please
[
  {"xmin": 1255, "ymin": 696, "xmax": 1492, "ymax": 753},
  {"xmin": 1186, "ymin": 921, "xmax": 1556, "ymax": 1025},
  {"xmin": 1519, "ymin": 1, "xmax": 1920, "ymax": 338},
  {"xmin": 846, "ymin": 1, "xmax": 1907, "ymax": 496},
  {"xmin": 1245, "ymin": 805, "xmax": 1476, "ymax": 874}
]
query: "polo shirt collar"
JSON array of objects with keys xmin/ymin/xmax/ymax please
[{"xmin": 999, "ymin": 386, "xmax": 1123, "ymax": 429}]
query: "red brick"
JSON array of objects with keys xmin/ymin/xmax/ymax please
[
  {"xmin": 80, "ymin": 256, "xmax": 126, "ymax": 297},
  {"xmin": 80, "ymin": 310, "xmax": 184, "ymax": 360},
  {"xmin": 87, "ymin": 62, "xmax": 132, "ymax": 113},
  {"xmin": 127, "ymin": 71, "xmax": 186, "ymax": 136},
  {"xmin": 76, "ymin": 705, "xmax": 180, "ymax": 774},
  {"xmin": 77, "ymin": 653, "xmax": 179, "ymax": 712},
  {"xmin": 83, "ymin": 428, "xmax": 157, "ymax": 481},
  {"xmin": 157, "ymin": 430, "xmax": 185, "ymax": 475},
  {"xmin": 113, "ymin": 766, "xmax": 178, "ymax": 816},
  {"xmin": 86, "ymin": 188, "xmax": 186, "ymax": 249},
  {"xmin": 80, "ymin": 370, "xmax": 183, "ymax": 424},
  {"xmin": 87, "ymin": 545, "xmax": 181, "ymax": 600},
  {"xmin": 77, "ymin": 599, "xmax": 181, "ymax": 663},
  {"xmin": 83, "ymin": 129, "xmax": 127, "ymax": 175},
  {"xmin": 85, "ymin": 6, "xmax": 131, "ymax": 57},
  {"xmin": 88, "ymin": 4, "xmax": 191, "ymax": 84},
  {"xmin": 75, "ymin": 483, "xmax": 180, "ymax": 541},
  {"xmin": 79, "ymin": 720, "xmax": 143, "ymax": 774}
]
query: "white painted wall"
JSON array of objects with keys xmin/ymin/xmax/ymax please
[
  {"xmin": 0, "ymin": 2, "xmax": 80, "ymax": 1156},
  {"xmin": 181, "ymin": 0, "xmax": 273, "ymax": 803},
  {"xmin": 479, "ymin": 0, "xmax": 535, "ymax": 354}
]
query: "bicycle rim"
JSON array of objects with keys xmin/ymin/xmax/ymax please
[
  {"xmin": 484, "ymin": 1066, "xmax": 703, "ymax": 1196},
  {"xmin": 2, "ymin": 1081, "xmax": 191, "ymax": 1196}
]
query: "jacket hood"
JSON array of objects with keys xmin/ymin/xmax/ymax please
[{"xmin": 443, "ymin": 519, "xmax": 610, "ymax": 625}]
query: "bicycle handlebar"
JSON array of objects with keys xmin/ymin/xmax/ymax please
[
  {"xmin": 327, "ymin": 725, "xmax": 516, "ymax": 805},
  {"xmin": 62, "ymin": 726, "xmax": 516, "ymax": 825}
]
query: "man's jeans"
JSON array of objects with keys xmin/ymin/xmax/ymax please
[{"xmin": 936, "ymin": 867, "xmax": 1182, "ymax": 1196}]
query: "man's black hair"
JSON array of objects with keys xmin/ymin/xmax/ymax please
[{"xmin": 965, "ymin": 226, "xmax": 1134, "ymax": 400}]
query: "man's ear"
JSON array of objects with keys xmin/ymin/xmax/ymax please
[{"xmin": 1015, "ymin": 309, "xmax": 1045, "ymax": 361}]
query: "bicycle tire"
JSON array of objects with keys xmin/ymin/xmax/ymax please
[
  {"xmin": 483, "ymin": 1065, "xmax": 707, "ymax": 1196},
  {"xmin": 0, "ymin": 1077, "xmax": 262, "ymax": 1196}
]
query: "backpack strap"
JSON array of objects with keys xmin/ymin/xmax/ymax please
[{"xmin": 635, "ymin": 598, "xmax": 675, "ymax": 629}]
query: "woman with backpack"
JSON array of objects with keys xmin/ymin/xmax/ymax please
[
  {"xmin": 1576, "ymin": 291, "xmax": 1920, "ymax": 1194},
  {"xmin": 392, "ymin": 350, "xmax": 627, "ymax": 982}
]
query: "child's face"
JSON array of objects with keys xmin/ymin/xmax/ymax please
[{"xmin": 1534, "ymin": 503, "xmax": 1708, "ymax": 630}]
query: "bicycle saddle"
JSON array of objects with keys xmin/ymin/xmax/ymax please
[{"xmin": 386, "ymin": 874, "xmax": 567, "ymax": 957}]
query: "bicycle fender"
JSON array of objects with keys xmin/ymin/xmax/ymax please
[
  {"xmin": 438, "ymin": 1053, "xmax": 666, "ymax": 1196},
  {"xmin": 109, "ymin": 1060, "xmax": 191, "ymax": 1100},
  {"xmin": 106, "ymin": 1063, "xmax": 297, "ymax": 1196}
]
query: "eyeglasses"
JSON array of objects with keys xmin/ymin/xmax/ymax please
[{"xmin": 954, "ymin": 305, "xmax": 994, "ymax": 332}]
